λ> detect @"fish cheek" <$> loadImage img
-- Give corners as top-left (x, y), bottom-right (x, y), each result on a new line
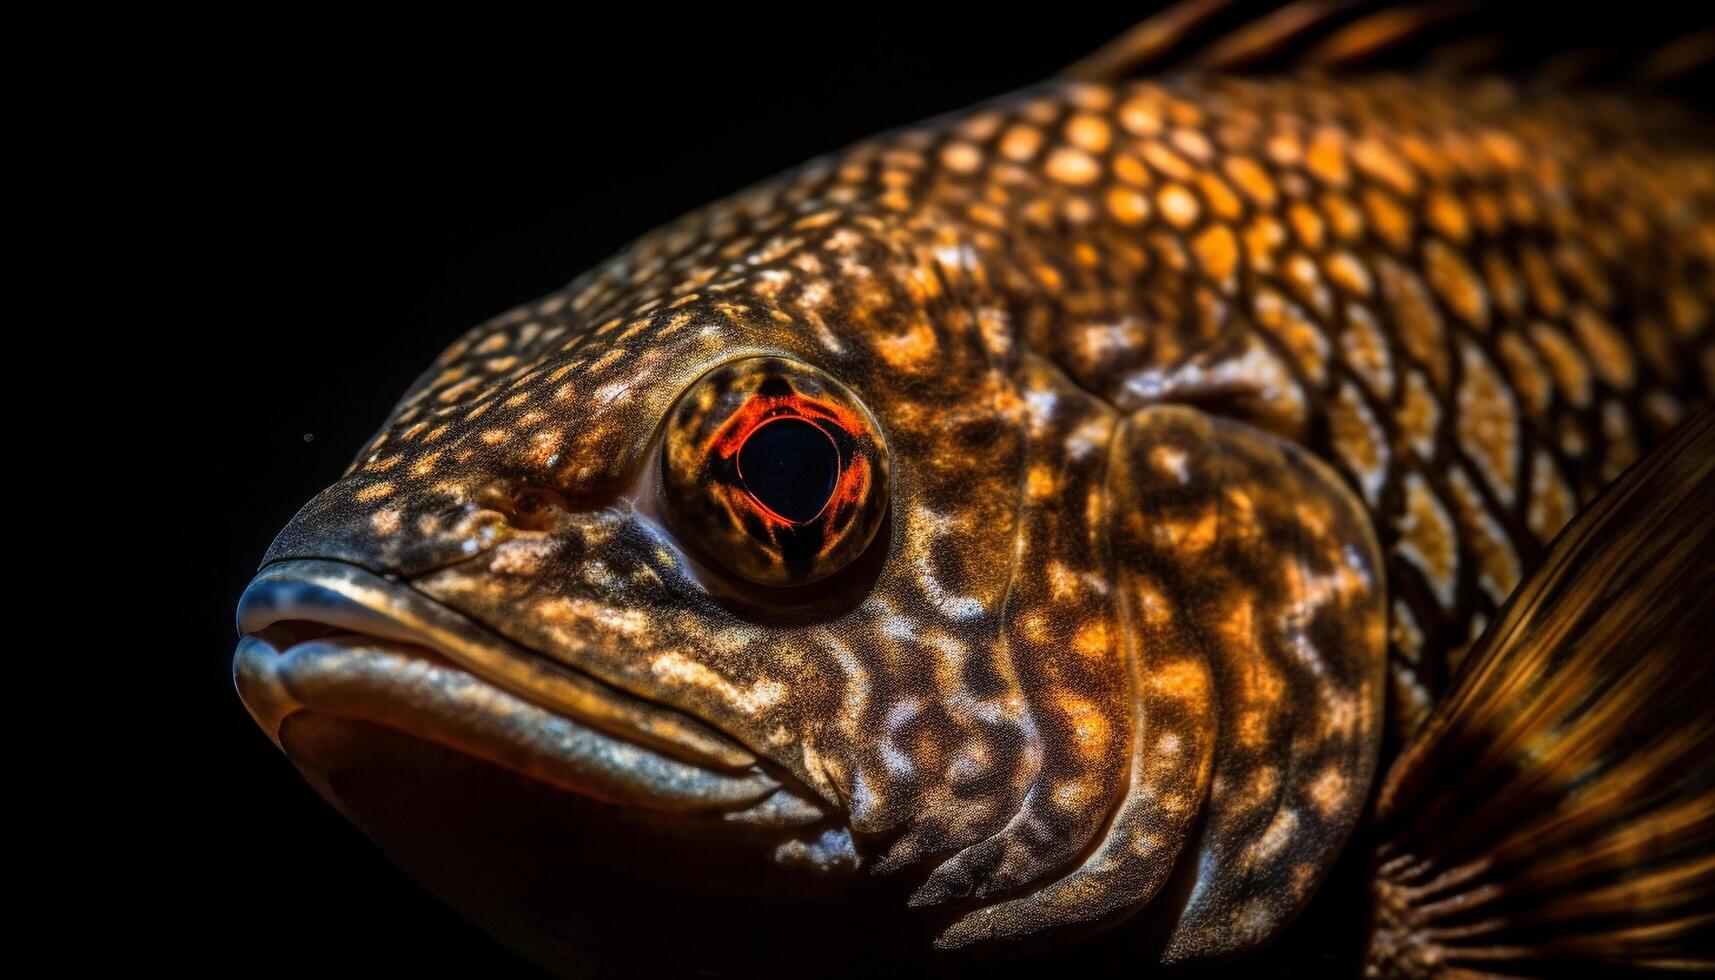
top-left (938, 405), bottom-right (1386, 954)
top-left (1119, 406), bottom-right (1387, 963)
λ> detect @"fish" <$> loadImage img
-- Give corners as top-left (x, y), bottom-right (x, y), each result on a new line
top-left (232, 5), bottom-right (1715, 976)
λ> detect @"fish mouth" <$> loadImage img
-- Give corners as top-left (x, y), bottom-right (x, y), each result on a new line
top-left (234, 558), bottom-right (823, 819)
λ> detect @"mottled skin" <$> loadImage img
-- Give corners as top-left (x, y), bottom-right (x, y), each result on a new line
top-left (252, 73), bottom-right (1715, 967)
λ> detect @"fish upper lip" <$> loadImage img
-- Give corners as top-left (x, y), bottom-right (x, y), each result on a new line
top-left (234, 558), bottom-right (819, 815)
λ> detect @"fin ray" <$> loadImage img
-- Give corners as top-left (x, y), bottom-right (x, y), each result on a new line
top-left (1366, 410), bottom-right (1715, 975)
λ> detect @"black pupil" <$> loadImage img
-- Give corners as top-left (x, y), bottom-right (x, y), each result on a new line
top-left (738, 417), bottom-right (840, 524)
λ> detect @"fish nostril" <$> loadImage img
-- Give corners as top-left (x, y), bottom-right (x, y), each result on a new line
top-left (483, 483), bottom-right (576, 531)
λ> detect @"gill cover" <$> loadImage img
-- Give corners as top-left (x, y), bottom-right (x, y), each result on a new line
top-left (931, 403), bottom-right (1386, 958)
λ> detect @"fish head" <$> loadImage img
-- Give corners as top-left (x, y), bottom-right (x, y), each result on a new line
top-left (233, 209), bottom-right (1063, 961)
top-left (235, 181), bottom-right (1388, 965)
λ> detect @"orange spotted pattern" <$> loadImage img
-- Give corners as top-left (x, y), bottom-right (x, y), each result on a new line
top-left (255, 72), bottom-right (1715, 964)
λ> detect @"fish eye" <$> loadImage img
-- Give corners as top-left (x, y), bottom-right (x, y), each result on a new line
top-left (662, 356), bottom-right (889, 587)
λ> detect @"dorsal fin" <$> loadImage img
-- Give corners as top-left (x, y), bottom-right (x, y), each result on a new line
top-left (1298, 3), bottom-right (1470, 70)
top-left (1632, 28), bottom-right (1715, 89)
top-left (1063, 0), bottom-right (1236, 82)
top-left (1189, 1), bottom-right (1358, 70)
top-left (1063, 1), bottom-right (1715, 101)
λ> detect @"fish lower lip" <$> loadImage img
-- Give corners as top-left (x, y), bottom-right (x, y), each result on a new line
top-left (233, 559), bottom-right (796, 813)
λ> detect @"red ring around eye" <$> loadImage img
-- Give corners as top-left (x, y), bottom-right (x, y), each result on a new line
top-left (710, 392), bottom-right (865, 459)
top-left (708, 391), bottom-right (867, 529)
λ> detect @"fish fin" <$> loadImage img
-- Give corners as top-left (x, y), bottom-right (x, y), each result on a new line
top-left (1063, 1), bottom-right (1471, 81)
top-left (1366, 409), bottom-right (1715, 976)
top-left (1630, 29), bottom-right (1715, 90)
top-left (1065, 2), bottom-right (1714, 99)
top-left (1062, 0), bottom-right (1237, 82)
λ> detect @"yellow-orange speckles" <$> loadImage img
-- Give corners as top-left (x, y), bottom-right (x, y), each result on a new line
top-left (1113, 153), bottom-right (1151, 187)
top-left (369, 507), bottom-right (402, 535)
top-left (999, 125), bottom-right (1042, 162)
top-left (1158, 183), bottom-right (1201, 229)
top-left (1131, 578), bottom-right (1174, 630)
top-left (1305, 128), bottom-right (1350, 186)
top-left (1353, 138), bottom-right (1418, 196)
top-left (1059, 698), bottom-right (1112, 762)
top-left (1391, 600), bottom-right (1424, 666)
top-left (1340, 302), bottom-right (1395, 397)
top-left (1224, 155), bottom-right (1277, 207)
top-left (1325, 251), bottom-right (1372, 297)
top-left (411, 451), bottom-right (444, 477)
top-left (953, 110), bottom-right (1002, 142)
top-left (355, 482), bottom-right (396, 503)
top-left (1668, 286), bottom-right (1710, 339)
top-left (1320, 191), bottom-right (1365, 242)
top-left (1053, 778), bottom-right (1097, 811)
top-left (1026, 464), bottom-right (1057, 500)
top-left (1496, 333), bottom-right (1552, 421)
top-left (1519, 245), bottom-right (1566, 318)
top-left (1307, 766), bottom-right (1348, 819)
top-left (1149, 444), bottom-right (1191, 482)
top-left (1425, 189), bottom-right (1471, 244)
top-left (1456, 341), bottom-right (1520, 506)
top-left (1266, 131), bottom-right (1304, 167)
top-left (1287, 201), bottom-right (1325, 249)
top-left (437, 377), bottom-right (484, 403)
top-left (1424, 239), bottom-right (1490, 330)
top-left (1398, 472), bottom-right (1459, 609)
top-left (1527, 448), bottom-right (1576, 541)
top-left (1143, 141), bottom-right (1195, 182)
top-left (1555, 243), bottom-right (1612, 309)
top-left (875, 320), bottom-right (940, 370)
top-left (1363, 188), bottom-right (1414, 254)
top-left (1253, 288), bottom-right (1329, 383)
top-left (1072, 622), bottom-right (1111, 659)
top-left (1243, 215), bottom-right (1287, 272)
top-left (1192, 225), bottom-right (1240, 283)
top-left (1170, 127), bottom-right (1214, 162)
top-left (1377, 258), bottom-right (1450, 388)
top-left (1481, 249), bottom-right (1524, 318)
top-left (1447, 466), bottom-right (1521, 604)
top-left (1284, 252), bottom-right (1332, 317)
top-left (1106, 186), bottom-right (1150, 226)
top-left (1118, 95), bottom-right (1165, 136)
top-left (940, 141), bottom-right (983, 174)
top-left (1570, 306), bottom-right (1636, 390)
top-left (1065, 113), bottom-right (1112, 154)
top-left (1329, 381), bottom-right (1388, 505)
top-left (1530, 322), bottom-right (1593, 407)
top-left (1156, 505), bottom-right (1220, 553)
top-left (1198, 172), bottom-right (1243, 221)
top-left (1398, 371), bottom-right (1443, 461)
top-left (1148, 655), bottom-right (1209, 699)
top-left (1046, 146), bottom-right (1101, 186)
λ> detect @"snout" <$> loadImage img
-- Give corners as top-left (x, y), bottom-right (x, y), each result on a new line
top-left (233, 559), bottom-right (801, 812)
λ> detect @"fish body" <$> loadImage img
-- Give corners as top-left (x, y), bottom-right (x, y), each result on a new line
top-left (233, 17), bottom-right (1715, 977)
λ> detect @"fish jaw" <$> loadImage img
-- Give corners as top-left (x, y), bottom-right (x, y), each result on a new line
top-left (233, 558), bottom-right (831, 821)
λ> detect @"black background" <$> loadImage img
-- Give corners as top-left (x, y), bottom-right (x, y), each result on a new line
top-left (161, 5), bottom-right (1710, 976)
